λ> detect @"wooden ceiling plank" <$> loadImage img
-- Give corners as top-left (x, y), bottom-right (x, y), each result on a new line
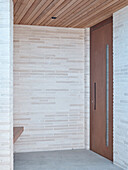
top-left (48, 0), bottom-right (88, 27)
top-left (27, 0), bottom-right (54, 25)
top-left (13, 0), bottom-right (18, 6)
top-left (13, 0), bottom-right (128, 28)
top-left (32, 0), bottom-right (66, 25)
top-left (76, 13), bottom-right (112, 28)
top-left (15, 0), bottom-right (31, 23)
top-left (19, 0), bottom-right (47, 24)
top-left (40, 0), bottom-right (74, 26)
top-left (66, 0), bottom-right (119, 28)
top-left (77, 0), bottom-right (128, 28)
top-left (16, 0), bottom-right (41, 24)
top-left (70, 0), bottom-right (120, 27)
top-left (84, 14), bottom-right (112, 28)
top-left (58, 0), bottom-right (106, 27)
top-left (14, 0), bottom-right (23, 15)
top-left (45, 0), bottom-right (82, 26)
top-left (86, 1), bottom-right (128, 28)
top-left (38, 0), bottom-right (68, 25)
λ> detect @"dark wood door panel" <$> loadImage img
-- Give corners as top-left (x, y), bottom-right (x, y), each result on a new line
top-left (90, 17), bottom-right (113, 161)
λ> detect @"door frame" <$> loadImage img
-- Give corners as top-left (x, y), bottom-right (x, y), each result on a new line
top-left (90, 17), bottom-right (113, 161)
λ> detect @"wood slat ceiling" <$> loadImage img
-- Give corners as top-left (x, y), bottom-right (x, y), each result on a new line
top-left (13, 0), bottom-right (128, 28)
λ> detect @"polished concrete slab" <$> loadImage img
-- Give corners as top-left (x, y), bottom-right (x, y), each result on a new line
top-left (14, 149), bottom-right (123, 170)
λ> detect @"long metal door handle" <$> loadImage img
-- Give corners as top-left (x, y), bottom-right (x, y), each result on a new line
top-left (94, 82), bottom-right (96, 110)
top-left (106, 44), bottom-right (109, 147)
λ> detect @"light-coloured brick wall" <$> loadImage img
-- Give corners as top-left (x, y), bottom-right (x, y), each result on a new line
top-left (0, 0), bottom-right (13, 170)
top-left (84, 28), bottom-right (90, 150)
top-left (13, 25), bottom-right (90, 153)
top-left (113, 6), bottom-right (128, 170)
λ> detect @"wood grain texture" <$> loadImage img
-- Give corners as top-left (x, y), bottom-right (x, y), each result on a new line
top-left (90, 17), bottom-right (113, 161)
top-left (13, 127), bottom-right (24, 143)
top-left (0, 0), bottom-right (13, 170)
top-left (13, 25), bottom-right (87, 153)
top-left (13, 0), bottom-right (128, 28)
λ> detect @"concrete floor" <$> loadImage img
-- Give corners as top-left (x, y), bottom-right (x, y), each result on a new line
top-left (14, 149), bottom-right (123, 170)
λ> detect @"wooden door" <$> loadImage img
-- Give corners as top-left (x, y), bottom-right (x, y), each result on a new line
top-left (90, 17), bottom-right (113, 161)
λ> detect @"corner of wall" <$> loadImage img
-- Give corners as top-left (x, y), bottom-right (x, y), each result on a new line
top-left (0, 0), bottom-right (13, 169)
top-left (113, 5), bottom-right (128, 170)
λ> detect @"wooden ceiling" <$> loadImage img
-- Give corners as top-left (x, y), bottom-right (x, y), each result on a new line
top-left (13, 0), bottom-right (128, 28)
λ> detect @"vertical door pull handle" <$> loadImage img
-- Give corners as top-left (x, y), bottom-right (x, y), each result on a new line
top-left (106, 44), bottom-right (109, 147)
top-left (94, 82), bottom-right (96, 110)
